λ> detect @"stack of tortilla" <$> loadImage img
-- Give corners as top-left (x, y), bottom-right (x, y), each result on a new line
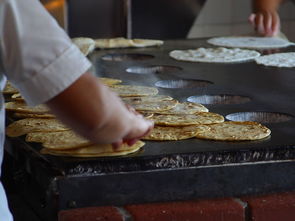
top-left (4, 76), bottom-right (271, 158)
top-left (108, 83), bottom-right (270, 142)
top-left (2, 81), bottom-right (18, 95)
top-left (4, 78), bottom-right (145, 157)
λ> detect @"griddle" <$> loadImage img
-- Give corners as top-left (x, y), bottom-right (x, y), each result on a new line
top-left (5, 38), bottom-right (295, 221)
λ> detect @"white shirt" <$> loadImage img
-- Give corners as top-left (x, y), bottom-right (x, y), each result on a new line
top-left (0, 0), bottom-right (91, 220)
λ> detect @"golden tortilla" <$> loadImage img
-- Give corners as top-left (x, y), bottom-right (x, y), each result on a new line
top-left (142, 125), bottom-right (199, 141)
top-left (110, 85), bottom-right (159, 97)
top-left (154, 102), bottom-right (208, 114)
top-left (13, 113), bottom-right (56, 119)
top-left (195, 121), bottom-right (271, 141)
top-left (140, 112), bottom-right (154, 119)
top-left (98, 77), bottom-right (122, 86)
top-left (5, 101), bottom-right (50, 114)
top-left (122, 95), bottom-right (173, 104)
top-left (95, 37), bottom-right (163, 49)
top-left (72, 37), bottom-right (95, 56)
top-left (3, 81), bottom-right (18, 94)
top-left (6, 118), bottom-right (69, 137)
top-left (11, 93), bottom-right (25, 102)
top-left (95, 37), bottom-right (133, 49)
top-left (40, 141), bottom-right (145, 157)
top-left (130, 100), bottom-right (178, 112)
top-left (26, 130), bottom-right (91, 150)
top-left (151, 112), bottom-right (224, 126)
top-left (131, 39), bottom-right (164, 47)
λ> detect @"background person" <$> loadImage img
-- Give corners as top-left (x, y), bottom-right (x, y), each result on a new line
top-left (249, 0), bottom-right (283, 36)
top-left (187, 0), bottom-right (295, 40)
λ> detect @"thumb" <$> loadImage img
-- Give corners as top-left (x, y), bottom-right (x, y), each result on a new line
top-left (124, 115), bottom-right (154, 141)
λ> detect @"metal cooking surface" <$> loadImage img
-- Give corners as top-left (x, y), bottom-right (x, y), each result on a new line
top-left (7, 38), bottom-right (295, 173)
top-left (90, 38), bottom-right (295, 153)
top-left (5, 38), bottom-right (295, 214)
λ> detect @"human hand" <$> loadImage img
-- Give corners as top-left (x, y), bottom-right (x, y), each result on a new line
top-left (112, 105), bottom-right (154, 150)
top-left (249, 10), bottom-right (280, 37)
top-left (93, 87), bottom-right (154, 150)
top-left (46, 72), bottom-right (153, 150)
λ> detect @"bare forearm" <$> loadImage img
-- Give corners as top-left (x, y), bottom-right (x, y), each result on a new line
top-left (252, 0), bottom-right (283, 12)
top-left (46, 72), bottom-right (153, 145)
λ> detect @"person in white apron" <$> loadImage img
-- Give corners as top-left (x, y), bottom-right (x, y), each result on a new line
top-left (0, 0), bottom-right (153, 220)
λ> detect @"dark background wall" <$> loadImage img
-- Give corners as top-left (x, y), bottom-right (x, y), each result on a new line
top-left (65, 0), bottom-right (205, 39)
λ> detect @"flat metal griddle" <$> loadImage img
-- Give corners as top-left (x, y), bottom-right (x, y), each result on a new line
top-left (5, 38), bottom-right (295, 221)
top-left (91, 38), bottom-right (295, 154)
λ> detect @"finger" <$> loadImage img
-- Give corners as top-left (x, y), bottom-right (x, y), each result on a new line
top-left (264, 12), bottom-right (273, 36)
top-left (125, 138), bottom-right (138, 146)
top-left (125, 104), bottom-right (138, 115)
top-left (123, 124), bottom-right (153, 146)
top-left (124, 117), bottom-right (154, 141)
top-left (271, 12), bottom-right (280, 36)
top-left (248, 13), bottom-right (256, 24)
top-left (112, 139), bottom-right (123, 150)
top-left (256, 13), bottom-right (266, 35)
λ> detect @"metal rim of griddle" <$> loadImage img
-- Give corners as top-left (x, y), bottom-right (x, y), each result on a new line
top-left (154, 79), bottom-right (213, 89)
top-left (226, 111), bottom-right (294, 123)
top-left (101, 53), bottom-right (155, 61)
top-left (187, 94), bottom-right (251, 105)
top-left (126, 65), bottom-right (182, 74)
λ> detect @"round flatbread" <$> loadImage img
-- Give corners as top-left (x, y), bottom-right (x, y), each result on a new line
top-left (170, 47), bottom-right (260, 63)
top-left (6, 118), bottom-right (69, 137)
top-left (3, 81), bottom-right (18, 94)
top-left (151, 112), bottom-right (224, 126)
top-left (207, 36), bottom-right (293, 49)
top-left (40, 141), bottom-right (145, 157)
top-left (140, 112), bottom-right (154, 119)
top-left (142, 125), bottom-right (199, 141)
top-left (26, 130), bottom-right (91, 150)
top-left (95, 37), bottom-right (133, 49)
top-left (155, 102), bottom-right (208, 114)
top-left (72, 37), bottom-right (95, 56)
top-left (95, 37), bottom-right (163, 49)
top-left (130, 100), bottom-right (178, 112)
top-left (255, 52), bottom-right (295, 68)
top-left (122, 95), bottom-right (173, 104)
top-left (110, 85), bottom-right (159, 97)
top-left (195, 121), bottom-right (271, 141)
top-left (5, 101), bottom-right (50, 114)
top-left (11, 93), bottom-right (25, 102)
top-left (98, 77), bottom-right (122, 86)
top-left (131, 39), bottom-right (163, 47)
top-left (13, 113), bottom-right (56, 119)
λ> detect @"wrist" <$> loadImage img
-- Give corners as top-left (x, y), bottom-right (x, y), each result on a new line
top-left (253, 0), bottom-right (281, 13)
top-left (87, 88), bottom-right (132, 143)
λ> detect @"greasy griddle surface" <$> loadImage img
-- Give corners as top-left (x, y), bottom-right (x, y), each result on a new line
top-left (88, 38), bottom-right (295, 153)
top-left (10, 38), bottom-right (295, 168)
